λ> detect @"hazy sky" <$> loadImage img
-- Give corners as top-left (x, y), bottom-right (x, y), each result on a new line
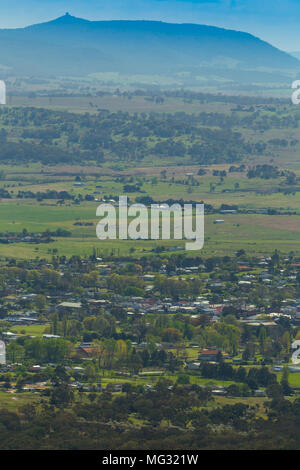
top-left (0, 0), bottom-right (299, 51)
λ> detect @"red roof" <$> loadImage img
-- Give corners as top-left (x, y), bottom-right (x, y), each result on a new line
top-left (214, 306), bottom-right (223, 313)
top-left (199, 349), bottom-right (220, 355)
top-left (78, 347), bottom-right (98, 355)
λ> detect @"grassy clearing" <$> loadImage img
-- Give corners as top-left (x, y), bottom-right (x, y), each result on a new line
top-left (0, 390), bottom-right (40, 411)
top-left (10, 324), bottom-right (49, 337)
top-left (8, 94), bottom-right (233, 115)
top-left (277, 372), bottom-right (300, 387)
top-left (0, 197), bottom-right (299, 258)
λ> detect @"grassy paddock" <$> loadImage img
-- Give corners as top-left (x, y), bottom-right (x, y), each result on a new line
top-left (0, 390), bottom-right (40, 411)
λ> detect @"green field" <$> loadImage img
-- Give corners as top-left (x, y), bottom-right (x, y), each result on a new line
top-left (10, 324), bottom-right (49, 337)
top-left (1, 89), bottom-right (300, 259)
top-left (0, 390), bottom-right (40, 411)
top-left (0, 196), bottom-right (299, 258)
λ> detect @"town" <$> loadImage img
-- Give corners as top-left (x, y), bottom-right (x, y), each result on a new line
top-left (0, 247), bottom-right (300, 448)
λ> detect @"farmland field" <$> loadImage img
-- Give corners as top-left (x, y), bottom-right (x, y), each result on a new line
top-left (0, 154), bottom-right (300, 258)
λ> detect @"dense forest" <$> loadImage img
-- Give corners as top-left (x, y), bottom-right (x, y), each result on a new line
top-left (0, 103), bottom-right (292, 166)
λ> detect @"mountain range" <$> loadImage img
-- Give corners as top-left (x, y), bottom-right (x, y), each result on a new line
top-left (0, 13), bottom-right (298, 82)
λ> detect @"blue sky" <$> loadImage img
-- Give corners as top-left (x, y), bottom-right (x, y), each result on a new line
top-left (0, 0), bottom-right (299, 51)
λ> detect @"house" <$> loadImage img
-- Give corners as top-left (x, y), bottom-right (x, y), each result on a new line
top-left (254, 389), bottom-right (266, 397)
top-left (198, 349), bottom-right (222, 362)
top-left (1, 331), bottom-right (21, 341)
top-left (186, 362), bottom-right (201, 370)
top-left (76, 345), bottom-right (98, 357)
top-left (43, 334), bottom-right (61, 339)
top-left (273, 365), bottom-right (284, 372)
top-left (57, 301), bottom-right (82, 317)
top-left (211, 387), bottom-right (227, 396)
top-left (58, 301), bottom-right (82, 310)
top-left (29, 365), bottom-right (42, 372)
top-left (288, 366), bottom-right (300, 373)
top-left (22, 382), bottom-right (48, 393)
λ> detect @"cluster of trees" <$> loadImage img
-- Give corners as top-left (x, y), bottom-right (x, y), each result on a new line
top-left (247, 164), bottom-right (281, 179)
top-left (139, 89), bottom-right (286, 106)
top-left (1, 376), bottom-right (300, 449)
top-left (16, 190), bottom-right (74, 201)
top-left (154, 274), bottom-right (201, 299)
top-left (7, 337), bottom-right (72, 363)
top-left (0, 106), bottom-right (264, 166)
top-left (200, 363), bottom-right (278, 390)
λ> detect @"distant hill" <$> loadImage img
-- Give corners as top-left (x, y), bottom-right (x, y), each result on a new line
top-left (0, 13), bottom-right (298, 81)
top-left (290, 52), bottom-right (300, 60)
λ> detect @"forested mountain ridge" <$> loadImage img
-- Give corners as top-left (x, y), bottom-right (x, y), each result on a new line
top-left (0, 13), bottom-right (298, 79)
